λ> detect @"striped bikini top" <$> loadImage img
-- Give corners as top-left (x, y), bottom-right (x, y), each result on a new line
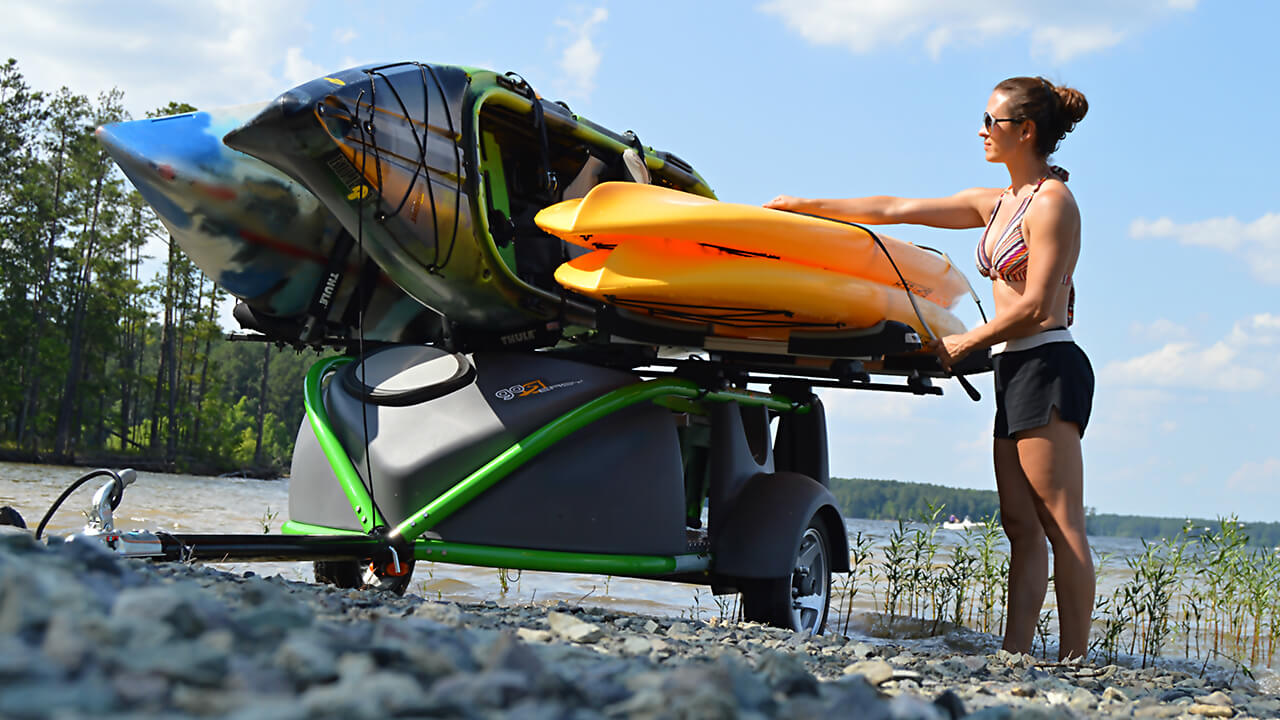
top-left (976, 168), bottom-right (1075, 325)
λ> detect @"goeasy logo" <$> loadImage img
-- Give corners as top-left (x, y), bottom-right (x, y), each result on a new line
top-left (494, 378), bottom-right (583, 401)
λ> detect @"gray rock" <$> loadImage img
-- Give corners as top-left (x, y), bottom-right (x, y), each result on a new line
top-left (412, 600), bottom-right (469, 626)
top-left (111, 670), bottom-right (171, 707)
top-left (484, 631), bottom-right (553, 686)
top-left (1187, 704), bottom-right (1234, 718)
top-left (274, 632), bottom-right (339, 686)
top-left (757, 649), bottom-right (819, 696)
top-left (665, 621), bottom-right (694, 638)
top-left (236, 603), bottom-right (314, 641)
top-left (1066, 686), bottom-right (1096, 710)
top-left (575, 662), bottom-right (636, 708)
top-left (1198, 690), bottom-right (1233, 706)
top-left (604, 685), bottom-right (668, 717)
top-left (657, 663), bottom-right (743, 720)
top-left (109, 611), bottom-right (177, 649)
top-left (849, 641), bottom-right (876, 658)
top-left (224, 697), bottom-right (313, 720)
top-left (39, 612), bottom-right (92, 668)
top-left (845, 658), bottom-right (896, 686)
top-left (424, 668), bottom-right (533, 712)
top-left (888, 693), bottom-right (949, 720)
top-left (1102, 685), bottom-right (1130, 703)
top-left (1132, 702), bottom-right (1186, 718)
top-left (518, 627), bottom-right (554, 643)
top-left (547, 611), bottom-right (604, 643)
top-left (620, 635), bottom-right (653, 655)
top-left (0, 566), bottom-right (54, 635)
top-left (965, 707), bottom-right (1014, 720)
top-left (111, 585), bottom-right (227, 639)
top-left (298, 669), bottom-right (430, 719)
top-left (112, 639), bottom-right (229, 686)
top-left (1246, 698), bottom-right (1280, 716)
top-left (1159, 687), bottom-right (1194, 702)
top-left (172, 683), bottom-right (253, 715)
top-left (0, 674), bottom-right (117, 719)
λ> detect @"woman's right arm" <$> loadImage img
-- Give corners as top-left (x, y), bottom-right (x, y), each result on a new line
top-left (764, 187), bottom-right (998, 230)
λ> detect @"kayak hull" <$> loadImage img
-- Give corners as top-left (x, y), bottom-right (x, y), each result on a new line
top-left (96, 105), bottom-right (444, 345)
top-left (554, 239), bottom-right (966, 342)
top-left (536, 182), bottom-right (970, 309)
top-left (223, 63), bottom-right (714, 346)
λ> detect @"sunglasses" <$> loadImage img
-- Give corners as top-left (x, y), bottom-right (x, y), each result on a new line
top-left (983, 111), bottom-right (1023, 131)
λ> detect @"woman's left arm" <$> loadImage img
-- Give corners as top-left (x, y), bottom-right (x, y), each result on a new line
top-left (934, 188), bottom-right (1079, 367)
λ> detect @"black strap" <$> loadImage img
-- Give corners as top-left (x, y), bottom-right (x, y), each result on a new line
top-left (301, 229), bottom-right (356, 342)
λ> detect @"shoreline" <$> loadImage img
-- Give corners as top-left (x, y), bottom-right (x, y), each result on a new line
top-left (0, 451), bottom-right (284, 480)
top-left (2, 528), bottom-right (1275, 719)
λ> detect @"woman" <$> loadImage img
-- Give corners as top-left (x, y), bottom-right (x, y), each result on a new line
top-left (765, 77), bottom-right (1093, 660)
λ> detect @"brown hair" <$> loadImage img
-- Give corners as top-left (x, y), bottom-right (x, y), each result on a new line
top-left (994, 76), bottom-right (1088, 157)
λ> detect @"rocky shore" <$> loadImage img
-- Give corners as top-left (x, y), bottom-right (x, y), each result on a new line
top-left (0, 527), bottom-right (1274, 719)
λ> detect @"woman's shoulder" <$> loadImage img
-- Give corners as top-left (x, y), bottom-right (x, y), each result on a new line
top-left (1026, 181), bottom-right (1080, 230)
top-left (957, 185), bottom-right (1005, 208)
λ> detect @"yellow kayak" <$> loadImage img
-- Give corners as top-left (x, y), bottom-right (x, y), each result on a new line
top-left (537, 182), bottom-right (970, 309)
top-left (554, 238), bottom-right (967, 342)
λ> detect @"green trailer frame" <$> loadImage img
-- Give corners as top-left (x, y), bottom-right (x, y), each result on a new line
top-left (282, 355), bottom-right (809, 579)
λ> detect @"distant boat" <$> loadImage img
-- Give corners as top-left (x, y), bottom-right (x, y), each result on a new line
top-left (942, 515), bottom-right (986, 531)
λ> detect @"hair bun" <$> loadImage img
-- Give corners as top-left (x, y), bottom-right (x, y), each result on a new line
top-left (1054, 86), bottom-right (1089, 126)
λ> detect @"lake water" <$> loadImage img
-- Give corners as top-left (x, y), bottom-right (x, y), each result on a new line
top-left (2, 460), bottom-right (1274, 692)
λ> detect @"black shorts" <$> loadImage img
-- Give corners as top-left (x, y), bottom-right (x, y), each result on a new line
top-left (992, 341), bottom-right (1094, 439)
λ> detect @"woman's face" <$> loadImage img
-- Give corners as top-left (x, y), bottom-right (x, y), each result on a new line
top-left (980, 91), bottom-right (1026, 163)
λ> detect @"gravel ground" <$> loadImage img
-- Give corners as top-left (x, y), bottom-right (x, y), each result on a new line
top-left (0, 527), bottom-right (1275, 720)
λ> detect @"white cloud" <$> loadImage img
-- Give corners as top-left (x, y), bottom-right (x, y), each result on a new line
top-left (1130, 213), bottom-right (1280, 285)
top-left (1030, 25), bottom-right (1126, 64)
top-left (555, 7), bottom-right (608, 102)
top-left (334, 28), bottom-right (358, 44)
top-left (1128, 318), bottom-right (1191, 343)
top-left (1227, 458), bottom-right (1280, 495)
top-left (1101, 314), bottom-right (1280, 392)
top-left (283, 47), bottom-right (327, 88)
top-left (1, 1), bottom-right (314, 117)
top-left (758, 0), bottom-right (1196, 62)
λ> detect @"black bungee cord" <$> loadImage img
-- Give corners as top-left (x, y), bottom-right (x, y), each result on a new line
top-left (784, 210), bottom-right (983, 401)
top-left (350, 83), bottom-right (385, 534)
top-left (34, 468), bottom-right (128, 540)
top-left (357, 62), bottom-right (463, 274)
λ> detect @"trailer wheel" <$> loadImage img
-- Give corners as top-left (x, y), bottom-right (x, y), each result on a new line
top-left (312, 557), bottom-right (415, 594)
top-left (361, 556), bottom-right (415, 595)
top-left (739, 515), bottom-right (832, 634)
top-left (313, 560), bottom-right (362, 589)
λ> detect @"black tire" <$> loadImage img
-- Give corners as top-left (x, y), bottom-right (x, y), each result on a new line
top-left (361, 556), bottom-right (415, 595)
top-left (739, 516), bottom-right (832, 634)
top-left (312, 557), bottom-right (415, 595)
top-left (313, 560), bottom-right (362, 589)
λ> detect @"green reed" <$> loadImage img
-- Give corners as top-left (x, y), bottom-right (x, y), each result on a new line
top-left (828, 512), bottom-right (1278, 674)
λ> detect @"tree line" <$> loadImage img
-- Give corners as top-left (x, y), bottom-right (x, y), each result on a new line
top-left (829, 476), bottom-right (1280, 546)
top-left (0, 59), bottom-right (327, 476)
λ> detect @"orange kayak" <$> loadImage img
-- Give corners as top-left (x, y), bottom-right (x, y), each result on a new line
top-left (537, 182), bottom-right (969, 309)
top-left (554, 238), bottom-right (967, 342)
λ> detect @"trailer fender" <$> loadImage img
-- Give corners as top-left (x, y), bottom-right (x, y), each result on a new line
top-left (712, 471), bottom-right (849, 580)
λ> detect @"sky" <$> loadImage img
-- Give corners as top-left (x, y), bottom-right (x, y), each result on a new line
top-left (4, 1), bottom-right (1278, 522)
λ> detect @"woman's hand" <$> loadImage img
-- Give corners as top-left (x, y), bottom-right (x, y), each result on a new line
top-left (928, 334), bottom-right (974, 371)
top-left (763, 195), bottom-right (804, 211)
